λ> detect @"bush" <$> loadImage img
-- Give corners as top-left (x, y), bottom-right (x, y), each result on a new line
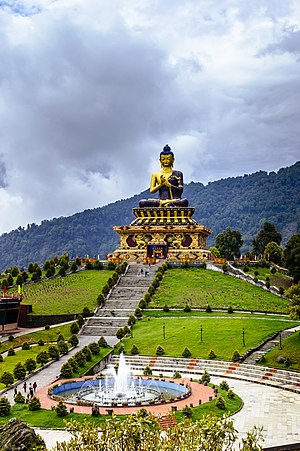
top-left (8, 335), bottom-right (14, 342)
top-left (253, 276), bottom-right (258, 283)
top-left (36, 351), bottom-right (49, 366)
top-left (102, 285), bottom-right (110, 296)
top-left (7, 348), bottom-right (15, 356)
top-left (25, 358), bottom-right (37, 373)
top-left (208, 350), bottom-right (216, 359)
top-left (182, 405), bottom-right (193, 418)
top-left (38, 339), bottom-right (44, 346)
top-left (60, 362), bottom-right (73, 378)
top-left (215, 396), bottom-right (226, 409)
top-left (82, 307), bottom-right (90, 317)
top-left (88, 342), bottom-right (100, 355)
top-left (57, 334), bottom-right (65, 343)
top-left (205, 304), bottom-right (212, 313)
top-left (0, 397), bottom-right (11, 416)
top-left (48, 345), bottom-right (60, 361)
top-left (271, 267), bottom-right (277, 274)
top-left (98, 336), bottom-right (109, 348)
top-left (0, 354), bottom-right (3, 362)
top-left (0, 371), bottom-right (14, 387)
top-left (227, 306), bottom-right (234, 314)
top-left (183, 303), bottom-right (191, 313)
top-left (232, 350), bottom-right (240, 362)
top-left (243, 265), bottom-right (249, 273)
top-left (130, 345), bottom-right (139, 355)
top-left (201, 370), bottom-right (210, 384)
top-left (128, 315), bottom-right (136, 326)
top-left (81, 346), bottom-right (92, 362)
top-left (22, 342), bottom-right (30, 350)
top-left (97, 294), bottom-right (105, 305)
top-left (152, 278), bottom-right (160, 289)
top-left (182, 347), bottom-right (192, 358)
top-left (134, 308), bottom-right (143, 318)
top-left (163, 304), bottom-right (170, 312)
top-left (70, 322), bottom-right (80, 335)
top-left (14, 391), bottom-right (25, 404)
top-left (156, 345), bottom-right (165, 356)
top-left (143, 366), bottom-right (152, 376)
top-left (139, 299), bottom-right (147, 309)
top-left (173, 370), bottom-right (181, 379)
top-left (28, 396), bottom-right (41, 411)
top-left (76, 314), bottom-right (85, 327)
top-left (227, 389), bottom-right (235, 399)
top-left (116, 328), bottom-right (125, 340)
top-left (279, 286), bottom-right (285, 296)
top-left (56, 400), bottom-right (68, 417)
top-left (58, 340), bottom-right (69, 355)
top-left (148, 286), bottom-right (155, 296)
top-left (144, 293), bottom-right (151, 304)
top-left (220, 380), bottom-right (229, 391)
top-left (107, 261), bottom-right (116, 270)
top-left (69, 334), bottom-right (79, 347)
top-left (266, 281), bottom-right (271, 289)
top-left (74, 352), bottom-right (86, 368)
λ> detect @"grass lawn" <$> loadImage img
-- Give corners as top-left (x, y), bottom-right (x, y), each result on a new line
top-left (18, 270), bottom-right (111, 314)
top-left (150, 268), bottom-right (289, 313)
top-left (144, 310), bottom-right (293, 320)
top-left (245, 267), bottom-right (292, 290)
top-left (258, 329), bottom-right (300, 372)
top-left (122, 316), bottom-right (300, 360)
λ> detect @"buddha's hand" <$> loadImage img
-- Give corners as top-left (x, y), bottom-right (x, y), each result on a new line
top-left (160, 175), bottom-right (171, 187)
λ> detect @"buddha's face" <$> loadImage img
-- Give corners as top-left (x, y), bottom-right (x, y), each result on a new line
top-left (160, 154), bottom-right (174, 168)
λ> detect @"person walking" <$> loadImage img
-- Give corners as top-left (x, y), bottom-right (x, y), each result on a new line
top-left (23, 381), bottom-right (27, 392)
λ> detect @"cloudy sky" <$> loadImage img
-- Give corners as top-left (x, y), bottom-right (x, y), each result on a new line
top-left (0, 0), bottom-right (299, 234)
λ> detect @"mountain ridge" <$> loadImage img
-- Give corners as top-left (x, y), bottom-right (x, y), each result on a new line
top-left (0, 161), bottom-right (299, 271)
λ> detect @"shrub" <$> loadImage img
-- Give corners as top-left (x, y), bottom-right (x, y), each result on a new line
top-left (70, 322), bottom-right (80, 335)
top-left (143, 366), bottom-right (152, 376)
top-left (81, 346), bottom-right (92, 362)
top-left (130, 345), bottom-right (139, 355)
top-left (156, 272), bottom-right (163, 281)
top-left (134, 308), bottom-right (143, 318)
top-left (68, 334), bottom-right (79, 347)
top-left (254, 270), bottom-right (259, 276)
top-left (183, 303), bottom-right (191, 312)
top-left (76, 314), bottom-right (85, 327)
top-left (139, 299), bottom-right (147, 309)
top-left (56, 400), bottom-right (68, 417)
top-left (7, 348), bottom-right (15, 356)
top-left (222, 263), bottom-right (228, 273)
top-left (0, 397), bottom-right (11, 416)
top-left (88, 342), bottom-right (100, 355)
top-left (152, 278), bottom-right (160, 289)
top-left (116, 328), bottom-right (125, 340)
top-left (148, 286), bottom-right (155, 296)
top-left (232, 350), bottom-right (240, 362)
top-left (58, 340), bottom-right (69, 355)
top-left (14, 391), bottom-right (25, 403)
top-left (8, 335), bottom-right (14, 342)
top-left (57, 334), bottom-right (65, 343)
top-left (270, 267), bottom-right (277, 274)
top-left (182, 347), bottom-right (192, 358)
top-left (48, 345), bottom-right (60, 361)
top-left (182, 405), bottom-right (193, 418)
top-left (0, 372), bottom-right (14, 387)
top-left (36, 351), bottom-right (49, 366)
top-left (98, 336), bottom-right (109, 348)
top-left (163, 304), bottom-right (170, 312)
top-left (279, 286), bottom-right (285, 296)
top-left (205, 304), bottom-right (212, 313)
top-left (227, 389), bottom-right (235, 399)
top-left (215, 396), bottom-right (226, 409)
top-left (128, 315), bottom-right (136, 326)
top-left (60, 362), bottom-right (73, 378)
top-left (107, 261), bottom-right (116, 270)
top-left (74, 352), bottom-right (86, 368)
top-left (243, 265), bottom-right (249, 273)
top-left (97, 294), bottom-right (105, 305)
top-left (227, 306), bottom-right (234, 314)
top-left (144, 293), bottom-right (151, 303)
top-left (208, 350), bottom-right (216, 359)
top-left (28, 396), bottom-right (41, 411)
top-left (173, 371), bottom-right (181, 379)
top-left (68, 357), bottom-right (77, 373)
top-left (156, 345), bottom-right (165, 356)
top-left (201, 370), bottom-right (211, 384)
top-left (220, 380), bottom-right (229, 391)
top-left (22, 342), bottom-right (30, 350)
top-left (266, 281), bottom-right (271, 289)
top-left (102, 285), bottom-right (110, 296)
top-left (253, 276), bottom-right (258, 283)
top-left (0, 354), bottom-right (3, 362)
top-left (25, 358), bottom-right (37, 373)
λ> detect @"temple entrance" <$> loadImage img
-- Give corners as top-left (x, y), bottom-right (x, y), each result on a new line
top-left (147, 244), bottom-right (168, 259)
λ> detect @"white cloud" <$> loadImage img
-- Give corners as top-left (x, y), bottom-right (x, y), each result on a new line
top-left (0, 0), bottom-right (299, 234)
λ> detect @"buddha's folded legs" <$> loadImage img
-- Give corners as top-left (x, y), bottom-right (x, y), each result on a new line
top-left (139, 198), bottom-right (189, 208)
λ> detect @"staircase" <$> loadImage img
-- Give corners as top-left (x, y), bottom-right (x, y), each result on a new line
top-left (80, 263), bottom-right (156, 337)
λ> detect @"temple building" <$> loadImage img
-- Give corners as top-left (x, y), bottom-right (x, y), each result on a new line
top-left (109, 145), bottom-right (212, 263)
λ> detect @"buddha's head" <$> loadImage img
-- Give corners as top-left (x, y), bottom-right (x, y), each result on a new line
top-left (160, 144), bottom-right (174, 168)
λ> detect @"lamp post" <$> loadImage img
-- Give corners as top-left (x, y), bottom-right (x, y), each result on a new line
top-left (163, 322), bottom-right (166, 340)
top-left (279, 331), bottom-right (282, 350)
top-left (242, 328), bottom-right (245, 347)
top-left (200, 325), bottom-right (203, 342)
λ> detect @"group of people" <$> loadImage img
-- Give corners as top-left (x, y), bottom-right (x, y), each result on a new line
top-left (139, 267), bottom-right (150, 277)
top-left (15, 380), bottom-right (38, 402)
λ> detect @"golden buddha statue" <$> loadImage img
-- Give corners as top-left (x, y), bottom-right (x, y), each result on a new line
top-left (139, 145), bottom-right (189, 208)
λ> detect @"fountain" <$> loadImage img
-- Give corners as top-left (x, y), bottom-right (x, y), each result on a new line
top-left (51, 354), bottom-right (190, 407)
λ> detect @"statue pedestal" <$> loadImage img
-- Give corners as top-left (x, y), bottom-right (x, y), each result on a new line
top-left (108, 207), bottom-right (212, 263)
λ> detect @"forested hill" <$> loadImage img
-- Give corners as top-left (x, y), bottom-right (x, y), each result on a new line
top-left (0, 161), bottom-right (299, 271)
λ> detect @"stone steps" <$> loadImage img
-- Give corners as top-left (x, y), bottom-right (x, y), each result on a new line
top-left (94, 309), bottom-right (136, 318)
top-left (86, 317), bottom-right (128, 327)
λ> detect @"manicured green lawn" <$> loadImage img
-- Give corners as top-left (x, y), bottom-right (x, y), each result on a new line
top-left (245, 267), bottom-right (292, 290)
top-left (19, 270), bottom-right (111, 314)
top-left (122, 316), bottom-right (299, 360)
top-left (259, 329), bottom-right (300, 372)
top-left (150, 268), bottom-right (289, 313)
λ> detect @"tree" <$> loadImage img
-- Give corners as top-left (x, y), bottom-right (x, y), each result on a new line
top-left (58, 340), bottom-right (69, 355)
top-left (36, 351), bottom-right (49, 366)
top-left (70, 322), bottom-right (80, 335)
top-left (284, 234), bottom-right (300, 282)
top-left (215, 227), bottom-right (243, 260)
top-left (264, 241), bottom-right (283, 264)
top-left (48, 345), bottom-right (60, 360)
top-left (0, 372), bottom-right (14, 387)
top-left (60, 362), bottom-right (73, 378)
top-left (24, 358), bottom-right (37, 373)
top-left (69, 335), bottom-right (79, 347)
top-left (252, 221), bottom-right (282, 256)
top-left (88, 342), bottom-right (100, 355)
top-left (55, 400), bottom-right (68, 417)
top-left (70, 261), bottom-right (78, 273)
top-left (28, 396), bottom-right (41, 411)
top-left (0, 397), bottom-right (11, 416)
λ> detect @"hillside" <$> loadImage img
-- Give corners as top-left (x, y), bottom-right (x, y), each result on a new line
top-left (0, 161), bottom-right (299, 270)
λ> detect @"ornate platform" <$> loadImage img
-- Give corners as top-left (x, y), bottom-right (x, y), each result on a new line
top-left (109, 207), bottom-right (212, 263)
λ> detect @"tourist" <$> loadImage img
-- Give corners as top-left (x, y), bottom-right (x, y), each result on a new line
top-left (33, 381), bottom-right (37, 392)
top-left (23, 381), bottom-right (27, 392)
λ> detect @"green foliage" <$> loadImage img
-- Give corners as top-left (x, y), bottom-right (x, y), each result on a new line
top-left (264, 242), bottom-right (282, 264)
top-left (138, 299), bottom-right (147, 309)
top-left (0, 397), bottom-right (11, 416)
top-left (0, 372), bottom-right (14, 387)
top-left (21, 342), bottom-right (30, 350)
top-left (81, 346), bottom-right (92, 362)
top-left (116, 328), bottom-right (125, 340)
top-left (215, 395), bottom-right (226, 410)
top-left (97, 293), bottom-right (105, 305)
top-left (98, 336), bottom-right (109, 348)
top-left (220, 380), bottom-right (229, 391)
top-left (44, 324), bottom-right (50, 330)
top-left (134, 307), bottom-right (143, 318)
top-left (205, 304), bottom-right (212, 313)
top-left (36, 351), bottom-right (49, 366)
top-left (107, 261), bottom-right (116, 270)
top-left (208, 349), bottom-right (216, 359)
top-left (148, 286), bottom-right (155, 296)
top-left (68, 335), bottom-right (79, 347)
top-left (38, 339), bottom-right (44, 346)
top-left (57, 340), bottom-right (69, 355)
top-left (182, 347), bottom-right (192, 358)
top-left (82, 307), bottom-right (90, 317)
top-left (14, 391), bottom-right (25, 403)
top-left (70, 322), bottom-right (80, 335)
top-left (130, 345), bottom-right (139, 355)
top-left (183, 303), bottom-right (191, 312)
top-left (232, 350), bottom-right (240, 362)
top-left (163, 304), bottom-right (170, 312)
top-left (216, 227), bottom-right (243, 260)
top-left (8, 335), bottom-right (14, 342)
top-left (128, 315), bottom-right (136, 326)
top-left (28, 396), bottom-right (41, 411)
top-left (284, 234), bottom-right (300, 282)
top-left (173, 370), bottom-right (181, 378)
top-left (201, 370), bottom-right (211, 383)
top-left (25, 358), bottom-right (37, 373)
top-left (56, 334), bottom-right (64, 343)
top-left (253, 222), bottom-right (282, 256)
top-left (55, 400), bottom-right (68, 417)
top-left (88, 342), bottom-right (100, 355)
top-left (182, 405), bottom-right (193, 418)
top-left (7, 348), bottom-right (15, 356)
top-left (143, 365), bottom-right (152, 376)
top-left (227, 306), bottom-right (234, 314)
top-left (76, 314), bottom-right (84, 327)
top-left (60, 362), bottom-right (73, 378)
top-left (227, 389), bottom-right (235, 399)
top-left (144, 293), bottom-right (151, 303)
top-left (156, 345), bottom-right (165, 356)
